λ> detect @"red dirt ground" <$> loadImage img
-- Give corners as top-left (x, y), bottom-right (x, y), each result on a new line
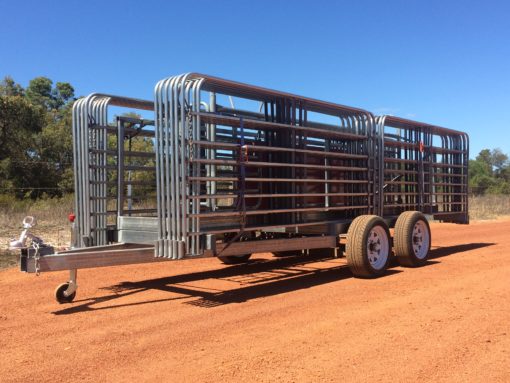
top-left (1, 219), bottom-right (509, 382)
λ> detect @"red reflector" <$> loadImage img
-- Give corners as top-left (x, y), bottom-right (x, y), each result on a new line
top-left (68, 213), bottom-right (76, 223)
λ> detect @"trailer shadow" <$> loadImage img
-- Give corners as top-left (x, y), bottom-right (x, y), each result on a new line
top-left (428, 242), bottom-right (494, 259)
top-left (52, 242), bottom-right (494, 315)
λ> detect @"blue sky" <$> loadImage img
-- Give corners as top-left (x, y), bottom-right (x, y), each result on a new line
top-left (1, 0), bottom-right (509, 158)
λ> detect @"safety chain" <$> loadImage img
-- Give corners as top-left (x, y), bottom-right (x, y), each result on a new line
top-left (32, 241), bottom-right (41, 277)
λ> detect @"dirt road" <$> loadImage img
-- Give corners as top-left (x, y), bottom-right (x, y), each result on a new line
top-left (1, 219), bottom-right (509, 382)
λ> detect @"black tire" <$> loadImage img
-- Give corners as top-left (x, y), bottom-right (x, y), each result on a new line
top-left (54, 283), bottom-right (76, 304)
top-left (394, 211), bottom-right (431, 267)
top-left (218, 254), bottom-right (252, 264)
top-left (346, 215), bottom-right (391, 278)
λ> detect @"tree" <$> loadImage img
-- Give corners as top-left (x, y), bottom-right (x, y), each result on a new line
top-left (26, 77), bottom-right (53, 109)
top-left (25, 76), bottom-right (75, 111)
top-left (469, 159), bottom-right (493, 195)
top-left (32, 101), bottom-right (75, 196)
top-left (475, 148), bottom-right (509, 175)
top-left (0, 95), bottom-right (44, 196)
top-left (491, 148), bottom-right (508, 175)
top-left (0, 76), bottom-right (24, 96)
top-left (470, 148), bottom-right (510, 195)
top-left (0, 75), bottom-right (76, 198)
top-left (0, 95), bottom-right (43, 161)
top-left (51, 82), bottom-right (75, 110)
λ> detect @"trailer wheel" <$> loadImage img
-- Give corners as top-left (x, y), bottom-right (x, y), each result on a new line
top-left (218, 254), bottom-right (252, 264)
top-left (346, 215), bottom-right (390, 278)
top-left (394, 211), bottom-right (431, 267)
top-left (54, 283), bottom-right (76, 304)
top-left (273, 250), bottom-right (301, 257)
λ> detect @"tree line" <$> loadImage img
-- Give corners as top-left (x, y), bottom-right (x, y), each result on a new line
top-left (1, 76), bottom-right (75, 198)
top-left (0, 75), bottom-right (509, 199)
top-left (469, 148), bottom-right (510, 195)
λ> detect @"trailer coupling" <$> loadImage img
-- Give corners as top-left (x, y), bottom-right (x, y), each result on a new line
top-left (9, 216), bottom-right (55, 273)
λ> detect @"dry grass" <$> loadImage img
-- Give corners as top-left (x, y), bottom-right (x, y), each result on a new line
top-left (469, 194), bottom-right (510, 220)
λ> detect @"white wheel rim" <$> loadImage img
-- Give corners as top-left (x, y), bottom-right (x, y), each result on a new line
top-left (367, 225), bottom-right (389, 270)
top-left (412, 220), bottom-right (430, 260)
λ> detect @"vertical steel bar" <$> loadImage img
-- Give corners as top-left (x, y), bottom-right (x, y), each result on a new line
top-left (117, 118), bottom-right (125, 217)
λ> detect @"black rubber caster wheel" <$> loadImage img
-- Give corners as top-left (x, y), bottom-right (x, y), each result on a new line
top-left (218, 254), bottom-right (252, 264)
top-left (54, 283), bottom-right (76, 304)
top-left (273, 251), bottom-right (301, 257)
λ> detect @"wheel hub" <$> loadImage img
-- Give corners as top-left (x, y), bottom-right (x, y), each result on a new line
top-left (367, 226), bottom-right (389, 270)
top-left (412, 221), bottom-right (430, 260)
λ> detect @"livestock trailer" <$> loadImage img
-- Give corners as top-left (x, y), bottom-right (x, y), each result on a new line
top-left (15, 74), bottom-right (469, 303)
